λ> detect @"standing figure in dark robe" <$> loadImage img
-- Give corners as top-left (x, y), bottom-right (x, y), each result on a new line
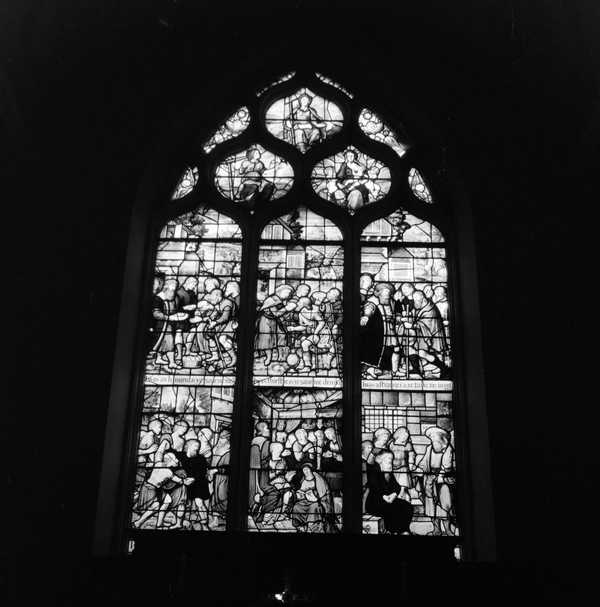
top-left (177, 439), bottom-right (210, 530)
top-left (365, 450), bottom-right (413, 534)
top-left (360, 283), bottom-right (399, 378)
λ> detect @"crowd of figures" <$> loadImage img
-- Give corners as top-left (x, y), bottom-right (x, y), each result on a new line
top-left (255, 283), bottom-right (343, 375)
top-left (132, 416), bottom-right (231, 530)
top-left (249, 419), bottom-right (343, 533)
top-left (359, 274), bottom-right (450, 379)
top-left (149, 272), bottom-right (240, 372)
top-left (362, 425), bottom-right (457, 535)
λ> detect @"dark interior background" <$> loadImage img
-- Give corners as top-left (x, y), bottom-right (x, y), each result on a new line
top-left (5, 1), bottom-right (597, 604)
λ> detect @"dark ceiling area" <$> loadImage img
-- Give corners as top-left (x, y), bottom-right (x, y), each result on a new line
top-left (5, 1), bottom-right (598, 605)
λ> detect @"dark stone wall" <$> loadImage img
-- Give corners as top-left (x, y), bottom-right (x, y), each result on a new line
top-left (6, 1), bottom-right (597, 604)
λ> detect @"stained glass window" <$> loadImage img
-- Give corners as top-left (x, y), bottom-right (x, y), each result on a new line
top-left (311, 146), bottom-right (391, 213)
top-left (265, 88), bottom-right (343, 153)
top-left (130, 206), bottom-right (241, 531)
top-left (409, 167), bottom-right (433, 204)
top-left (358, 109), bottom-right (409, 157)
top-left (113, 73), bottom-right (472, 548)
top-left (257, 71), bottom-right (296, 97)
top-left (315, 73), bottom-right (354, 99)
top-left (203, 107), bottom-right (250, 153)
top-left (360, 210), bottom-right (455, 536)
top-left (172, 167), bottom-right (198, 200)
top-left (250, 208), bottom-right (344, 533)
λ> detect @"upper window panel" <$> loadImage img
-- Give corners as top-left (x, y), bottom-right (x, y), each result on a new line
top-left (214, 145), bottom-right (294, 203)
top-left (359, 109), bottom-right (408, 158)
top-left (172, 167), bottom-right (199, 200)
top-left (362, 209), bottom-right (444, 243)
top-left (311, 146), bottom-right (391, 213)
top-left (265, 88), bottom-right (343, 153)
top-left (261, 206), bottom-right (343, 241)
top-left (160, 206), bottom-right (242, 240)
top-left (203, 107), bottom-right (251, 154)
top-left (408, 168), bottom-right (433, 204)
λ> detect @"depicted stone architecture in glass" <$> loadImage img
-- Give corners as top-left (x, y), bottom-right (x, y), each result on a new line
top-left (311, 146), bottom-right (391, 213)
top-left (203, 106), bottom-right (250, 153)
top-left (266, 88), bottom-right (343, 153)
top-left (359, 108), bottom-right (409, 158)
top-left (172, 167), bottom-right (199, 200)
top-left (362, 209), bottom-right (444, 243)
top-left (214, 144), bottom-right (294, 203)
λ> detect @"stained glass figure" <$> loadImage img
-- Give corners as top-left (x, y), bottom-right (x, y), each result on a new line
top-left (203, 106), bottom-right (250, 153)
top-left (248, 389), bottom-right (343, 533)
top-left (362, 209), bottom-right (444, 243)
top-left (360, 246), bottom-right (450, 385)
top-left (129, 206), bottom-right (242, 532)
top-left (408, 168), bottom-right (433, 204)
top-left (358, 109), bottom-right (408, 158)
top-left (265, 88), bottom-right (343, 153)
top-left (256, 71), bottom-right (296, 97)
top-left (261, 206), bottom-right (343, 241)
top-left (315, 73), bottom-right (354, 99)
top-left (359, 209), bottom-right (455, 536)
top-left (361, 390), bottom-right (457, 536)
top-left (131, 386), bottom-right (233, 531)
top-left (254, 243), bottom-right (343, 389)
top-left (214, 144), bottom-right (294, 203)
top-left (311, 146), bottom-right (391, 213)
top-left (172, 167), bottom-right (199, 200)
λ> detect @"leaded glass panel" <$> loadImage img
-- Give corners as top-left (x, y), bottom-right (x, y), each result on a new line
top-left (265, 88), bottom-right (343, 153)
top-left (129, 206), bottom-right (241, 532)
top-left (248, 389), bottom-right (343, 533)
top-left (315, 73), bottom-right (354, 98)
top-left (203, 106), bottom-right (250, 153)
top-left (359, 210), bottom-right (456, 536)
top-left (172, 167), bottom-right (199, 200)
top-left (257, 71), bottom-right (296, 97)
top-left (362, 209), bottom-right (444, 243)
top-left (260, 206), bottom-right (342, 241)
top-left (311, 146), bottom-right (391, 213)
top-left (408, 168), bottom-right (433, 204)
top-left (358, 108), bottom-right (408, 158)
top-left (214, 144), bottom-right (294, 203)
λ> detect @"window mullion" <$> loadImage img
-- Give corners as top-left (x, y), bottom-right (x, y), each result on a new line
top-left (227, 222), bottom-right (259, 531)
top-left (342, 222), bottom-right (362, 534)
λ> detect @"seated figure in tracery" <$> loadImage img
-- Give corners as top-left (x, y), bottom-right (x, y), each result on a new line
top-left (236, 147), bottom-right (275, 202)
top-left (286, 93), bottom-right (328, 152)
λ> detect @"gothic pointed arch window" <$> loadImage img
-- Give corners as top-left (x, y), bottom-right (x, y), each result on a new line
top-left (95, 71), bottom-right (494, 560)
